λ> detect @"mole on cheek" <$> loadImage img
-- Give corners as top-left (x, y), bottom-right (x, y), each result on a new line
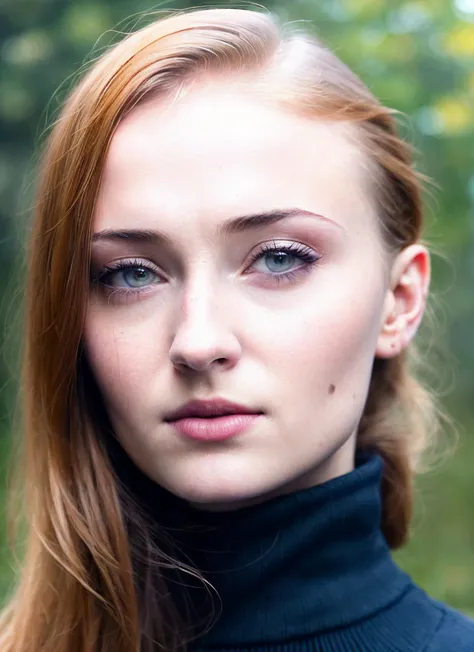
top-left (328, 384), bottom-right (336, 395)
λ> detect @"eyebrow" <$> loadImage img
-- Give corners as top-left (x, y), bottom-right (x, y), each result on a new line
top-left (91, 208), bottom-right (345, 244)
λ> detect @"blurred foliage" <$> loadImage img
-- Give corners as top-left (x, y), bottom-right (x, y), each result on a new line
top-left (0, 0), bottom-right (473, 614)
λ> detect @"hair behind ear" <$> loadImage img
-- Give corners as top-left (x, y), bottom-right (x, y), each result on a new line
top-left (357, 352), bottom-right (438, 549)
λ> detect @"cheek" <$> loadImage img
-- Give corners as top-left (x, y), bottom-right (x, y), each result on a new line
top-left (82, 309), bottom-right (162, 406)
top-left (260, 278), bottom-right (384, 398)
top-left (83, 259), bottom-right (385, 410)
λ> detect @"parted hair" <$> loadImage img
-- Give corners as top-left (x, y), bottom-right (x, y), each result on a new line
top-left (0, 7), bottom-right (440, 652)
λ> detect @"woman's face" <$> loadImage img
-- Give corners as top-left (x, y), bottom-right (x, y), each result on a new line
top-left (84, 83), bottom-right (399, 510)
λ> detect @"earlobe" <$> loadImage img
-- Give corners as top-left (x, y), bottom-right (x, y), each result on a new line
top-left (376, 244), bottom-right (430, 359)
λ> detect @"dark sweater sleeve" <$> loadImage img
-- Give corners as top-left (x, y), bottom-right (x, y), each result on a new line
top-left (425, 602), bottom-right (474, 651)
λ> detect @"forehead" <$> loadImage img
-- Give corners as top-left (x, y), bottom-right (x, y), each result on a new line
top-left (96, 84), bottom-right (375, 234)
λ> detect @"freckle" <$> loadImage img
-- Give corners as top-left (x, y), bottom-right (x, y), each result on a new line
top-left (328, 384), bottom-right (336, 395)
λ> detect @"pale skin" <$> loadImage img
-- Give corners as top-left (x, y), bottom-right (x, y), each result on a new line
top-left (84, 80), bottom-right (430, 512)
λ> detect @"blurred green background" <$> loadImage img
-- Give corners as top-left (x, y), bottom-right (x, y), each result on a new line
top-left (0, 0), bottom-right (473, 614)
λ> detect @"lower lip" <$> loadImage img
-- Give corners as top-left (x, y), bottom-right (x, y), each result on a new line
top-left (167, 413), bottom-right (262, 441)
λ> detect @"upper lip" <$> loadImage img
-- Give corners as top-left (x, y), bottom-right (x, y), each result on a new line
top-left (164, 398), bottom-right (262, 421)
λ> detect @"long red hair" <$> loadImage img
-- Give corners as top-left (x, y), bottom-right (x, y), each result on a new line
top-left (0, 7), bottom-right (441, 651)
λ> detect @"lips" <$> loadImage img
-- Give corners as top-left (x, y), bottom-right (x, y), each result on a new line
top-left (163, 398), bottom-right (262, 421)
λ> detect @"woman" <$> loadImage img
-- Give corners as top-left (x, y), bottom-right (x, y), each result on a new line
top-left (1, 6), bottom-right (473, 651)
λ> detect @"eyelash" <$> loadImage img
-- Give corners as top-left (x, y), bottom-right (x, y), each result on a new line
top-left (92, 242), bottom-right (321, 300)
top-left (247, 241), bottom-right (320, 285)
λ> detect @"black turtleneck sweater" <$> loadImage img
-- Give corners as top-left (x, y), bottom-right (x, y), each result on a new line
top-left (119, 450), bottom-right (474, 651)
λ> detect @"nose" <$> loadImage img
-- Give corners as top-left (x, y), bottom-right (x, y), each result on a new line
top-left (169, 281), bottom-right (242, 373)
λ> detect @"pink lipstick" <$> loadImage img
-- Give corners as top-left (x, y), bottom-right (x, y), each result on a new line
top-left (164, 398), bottom-right (263, 441)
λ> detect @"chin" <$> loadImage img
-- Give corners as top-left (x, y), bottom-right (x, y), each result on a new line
top-left (167, 467), bottom-right (288, 513)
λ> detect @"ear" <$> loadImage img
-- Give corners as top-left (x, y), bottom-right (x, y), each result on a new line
top-left (376, 244), bottom-right (431, 358)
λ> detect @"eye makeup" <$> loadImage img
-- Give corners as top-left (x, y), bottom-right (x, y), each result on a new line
top-left (90, 239), bottom-right (322, 303)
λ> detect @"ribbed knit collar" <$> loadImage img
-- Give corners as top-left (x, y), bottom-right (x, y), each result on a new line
top-left (116, 449), bottom-right (416, 648)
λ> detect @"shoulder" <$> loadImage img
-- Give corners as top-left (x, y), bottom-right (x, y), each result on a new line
top-left (424, 600), bottom-right (474, 652)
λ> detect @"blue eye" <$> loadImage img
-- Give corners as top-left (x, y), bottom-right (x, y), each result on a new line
top-left (94, 259), bottom-right (162, 291)
top-left (92, 242), bottom-right (321, 302)
top-left (248, 241), bottom-right (321, 282)
top-left (119, 267), bottom-right (155, 288)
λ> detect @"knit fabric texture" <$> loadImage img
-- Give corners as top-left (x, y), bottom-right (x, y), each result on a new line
top-left (117, 445), bottom-right (474, 651)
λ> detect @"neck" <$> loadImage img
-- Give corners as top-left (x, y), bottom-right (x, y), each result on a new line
top-left (187, 436), bottom-right (357, 513)
top-left (114, 447), bottom-right (413, 647)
